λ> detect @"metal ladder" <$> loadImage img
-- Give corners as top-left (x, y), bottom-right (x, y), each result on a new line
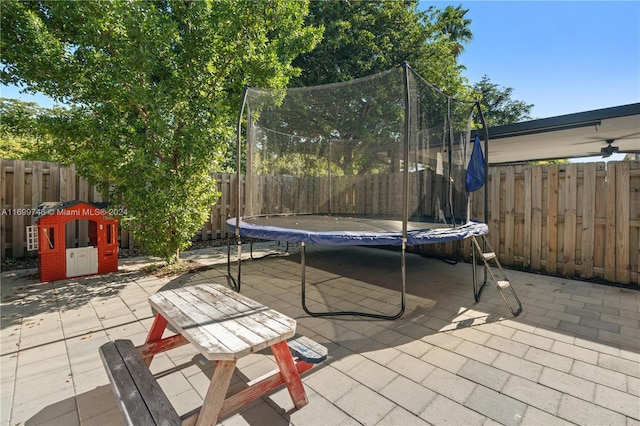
top-left (471, 235), bottom-right (522, 316)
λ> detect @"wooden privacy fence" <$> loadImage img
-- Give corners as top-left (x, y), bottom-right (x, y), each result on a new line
top-left (476, 161), bottom-right (639, 286)
top-left (2, 158), bottom-right (639, 286)
top-left (0, 159), bottom-right (239, 259)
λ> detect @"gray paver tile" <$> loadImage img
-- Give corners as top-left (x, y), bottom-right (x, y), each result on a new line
top-left (420, 395), bottom-right (486, 425)
top-left (564, 305), bottom-right (599, 319)
top-left (464, 385), bottom-right (527, 426)
top-left (76, 384), bottom-right (118, 421)
top-left (539, 368), bottom-right (596, 402)
top-left (378, 405), bottom-right (429, 425)
top-left (458, 359), bottom-right (510, 391)
top-left (557, 320), bottom-right (598, 339)
top-left (570, 360), bottom-right (628, 391)
top-left (585, 302), bottom-right (620, 316)
top-left (455, 340), bottom-right (500, 365)
top-left (524, 347), bottom-right (574, 373)
top-left (223, 398), bottom-right (288, 425)
top-left (599, 353), bottom-right (640, 378)
top-left (12, 392), bottom-right (78, 426)
top-left (520, 406), bottom-right (574, 426)
top-left (386, 352), bottom-right (434, 383)
top-left (502, 374), bottom-right (562, 414)
top-left (286, 393), bottom-right (353, 426)
top-left (420, 331), bottom-right (464, 351)
top-left (345, 356), bottom-right (398, 391)
top-left (594, 384), bottom-right (640, 419)
top-left (533, 326), bottom-right (576, 344)
top-left (629, 376), bottom-right (640, 397)
top-left (581, 316), bottom-right (620, 333)
top-left (303, 366), bottom-right (359, 403)
top-left (450, 326), bottom-right (491, 345)
top-left (558, 394), bottom-right (627, 426)
top-left (10, 382), bottom-right (75, 425)
top-left (598, 329), bottom-right (640, 351)
top-left (420, 346), bottom-right (467, 373)
top-left (80, 407), bottom-right (122, 426)
top-left (550, 340), bottom-right (598, 364)
top-left (491, 352), bottom-right (543, 382)
top-left (380, 375), bottom-right (436, 415)
top-left (360, 343), bottom-right (403, 365)
top-left (393, 338), bottom-right (433, 358)
top-left (335, 384), bottom-right (395, 425)
top-left (511, 330), bottom-right (554, 350)
top-left (484, 334), bottom-right (529, 357)
top-left (422, 368), bottom-right (477, 404)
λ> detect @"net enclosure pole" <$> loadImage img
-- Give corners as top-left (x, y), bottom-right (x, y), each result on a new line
top-left (474, 100), bottom-right (491, 289)
top-left (227, 85), bottom-right (250, 292)
top-left (474, 100), bottom-right (490, 225)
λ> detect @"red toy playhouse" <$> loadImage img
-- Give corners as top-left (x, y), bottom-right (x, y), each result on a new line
top-left (35, 201), bottom-right (119, 282)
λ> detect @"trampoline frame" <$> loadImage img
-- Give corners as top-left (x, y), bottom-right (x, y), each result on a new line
top-left (227, 63), bottom-right (492, 320)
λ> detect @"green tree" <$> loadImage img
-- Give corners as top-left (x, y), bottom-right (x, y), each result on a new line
top-left (0, 98), bottom-right (62, 161)
top-left (434, 5), bottom-right (473, 58)
top-left (1, 0), bottom-right (321, 264)
top-left (291, 0), bottom-right (470, 95)
top-left (473, 75), bottom-right (534, 127)
top-left (279, 1), bottom-right (475, 176)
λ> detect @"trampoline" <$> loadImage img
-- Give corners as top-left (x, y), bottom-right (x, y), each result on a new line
top-left (226, 214), bottom-right (488, 246)
top-left (227, 63), bottom-right (493, 320)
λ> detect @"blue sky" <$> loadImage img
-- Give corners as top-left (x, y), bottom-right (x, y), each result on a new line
top-left (427, 1), bottom-right (640, 119)
top-left (3, 1), bottom-right (638, 119)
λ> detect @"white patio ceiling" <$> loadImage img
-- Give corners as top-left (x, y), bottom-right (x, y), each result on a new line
top-left (482, 103), bottom-right (640, 164)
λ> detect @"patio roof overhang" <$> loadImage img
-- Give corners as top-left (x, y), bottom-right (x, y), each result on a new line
top-left (477, 103), bottom-right (640, 165)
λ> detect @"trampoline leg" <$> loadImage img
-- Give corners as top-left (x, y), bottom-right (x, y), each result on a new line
top-left (226, 236), bottom-right (242, 292)
top-left (472, 237), bottom-right (489, 302)
top-left (301, 243), bottom-right (406, 320)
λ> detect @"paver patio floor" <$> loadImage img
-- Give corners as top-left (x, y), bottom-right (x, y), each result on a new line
top-left (1, 243), bottom-right (639, 425)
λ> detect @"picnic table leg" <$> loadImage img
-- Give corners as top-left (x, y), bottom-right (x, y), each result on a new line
top-left (142, 313), bottom-right (168, 366)
top-left (271, 340), bottom-right (308, 409)
top-left (196, 360), bottom-right (236, 426)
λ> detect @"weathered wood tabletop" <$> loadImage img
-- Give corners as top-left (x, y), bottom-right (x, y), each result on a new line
top-left (140, 283), bottom-right (307, 426)
top-left (148, 283), bottom-right (297, 360)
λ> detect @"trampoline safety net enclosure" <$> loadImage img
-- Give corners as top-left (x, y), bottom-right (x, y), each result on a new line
top-left (227, 63), bottom-right (490, 319)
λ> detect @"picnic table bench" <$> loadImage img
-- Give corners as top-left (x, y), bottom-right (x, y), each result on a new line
top-left (99, 283), bottom-right (327, 426)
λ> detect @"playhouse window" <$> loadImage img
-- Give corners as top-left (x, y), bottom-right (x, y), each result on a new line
top-left (44, 227), bottom-right (55, 249)
top-left (106, 224), bottom-right (113, 244)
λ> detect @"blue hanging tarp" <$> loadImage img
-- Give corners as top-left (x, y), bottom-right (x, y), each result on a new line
top-left (466, 135), bottom-right (486, 192)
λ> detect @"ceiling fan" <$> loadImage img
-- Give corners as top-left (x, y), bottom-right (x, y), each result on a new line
top-left (600, 138), bottom-right (640, 158)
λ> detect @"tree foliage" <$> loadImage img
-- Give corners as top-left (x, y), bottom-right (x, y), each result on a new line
top-left (434, 5), bottom-right (473, 58)
top-left (291, 0), bottom-right (470, 96)
top-left (0, 98), bottom-right (63, 161)
top-left (1, 0), bottom-right (321, 263)
top-left (473, 75), bottom-right (534, 127)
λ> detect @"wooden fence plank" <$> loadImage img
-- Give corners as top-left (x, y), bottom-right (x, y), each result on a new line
top-left (12, 160), bottom-right (26, 257)
top-left (48, 163), bottom-right (59, 202)
top-left (504, 167), bottom-right (515, 265)
top-left (31, 161), bottom-right (43, 211)
top-left (489, 167), bottom-right (501, 256)
top-left (615, 161), bottom-right (630, 284)
top-left (604, 165), bottom-right (617, 282)
top-left (531, 166), bottom-right (542, 270)
top-left (523, 168), bottom-right (532, 269)
top-left (580, 163), bottom-right (596, 279)
top-left (563, 164), bottom-right (577, 276)
top-left (547, 164), bottom-right (559, 274)
top-left (1, 160), bottom-right (12, 259)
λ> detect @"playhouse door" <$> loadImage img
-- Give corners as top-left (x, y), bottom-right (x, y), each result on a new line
top-left (66, 247), bottom-right (98, 277)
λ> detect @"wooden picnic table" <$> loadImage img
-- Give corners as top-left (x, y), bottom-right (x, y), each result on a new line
top-left (137, 283), bottom-right (309, 426)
